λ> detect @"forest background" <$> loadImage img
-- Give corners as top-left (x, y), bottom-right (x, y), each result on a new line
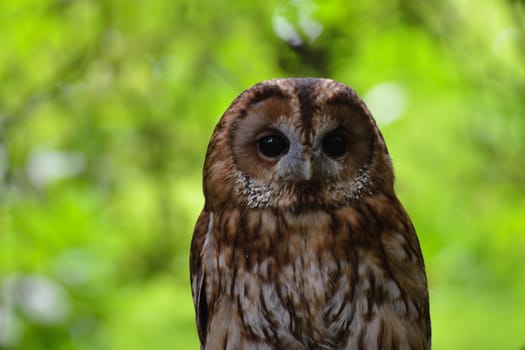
top-left (1, 1), bottom-right (524, 349)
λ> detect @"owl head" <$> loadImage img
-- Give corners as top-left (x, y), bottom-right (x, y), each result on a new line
top-left (203, 78), bottom-right (394, 211)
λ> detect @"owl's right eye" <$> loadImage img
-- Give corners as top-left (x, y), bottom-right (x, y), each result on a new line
top-left (257, 134), bottom-right (289, 159)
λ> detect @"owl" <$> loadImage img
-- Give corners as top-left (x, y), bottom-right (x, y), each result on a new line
top-left (190, 78), bottom-right (430, 349)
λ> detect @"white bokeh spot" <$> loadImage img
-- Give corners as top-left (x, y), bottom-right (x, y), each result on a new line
top-left (364, 82), bottom-right (408, 125)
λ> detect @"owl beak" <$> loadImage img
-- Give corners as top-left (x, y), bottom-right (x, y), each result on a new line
top-left (303, 154), bottom-right (312, 181)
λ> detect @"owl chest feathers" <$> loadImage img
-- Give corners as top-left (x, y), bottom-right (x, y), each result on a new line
top-left (196, 195), bottom-right (429, 349)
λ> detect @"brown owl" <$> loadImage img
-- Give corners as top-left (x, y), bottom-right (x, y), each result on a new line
top-left (190, 78), bottom-right (430, 349)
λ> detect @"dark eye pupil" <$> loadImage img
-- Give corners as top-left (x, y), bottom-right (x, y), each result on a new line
top-left (257, 135), bottom-right (289, 158)
top-left (322, 133), bottom-right (347, 157)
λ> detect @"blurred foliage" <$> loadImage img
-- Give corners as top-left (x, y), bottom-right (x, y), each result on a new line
top-left (0, 0), bottom-right (524, 349)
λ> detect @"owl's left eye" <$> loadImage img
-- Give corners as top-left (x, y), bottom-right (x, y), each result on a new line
top-left (257, 134), bottom-right (289, 159)
top-left (322, 131), bottom-right (348, 158)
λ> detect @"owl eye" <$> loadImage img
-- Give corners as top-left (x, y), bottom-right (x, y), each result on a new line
top-left (257, 134), bottom-right (289, 159)
top-left (322, 131), bottom-right (348, 158)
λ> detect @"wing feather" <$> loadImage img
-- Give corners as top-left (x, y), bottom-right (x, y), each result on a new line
top-left (190, 211), bottom-right (211, 347)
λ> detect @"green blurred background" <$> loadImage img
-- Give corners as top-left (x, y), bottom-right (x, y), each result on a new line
top-left (1, 0), bottom-right (524, 349)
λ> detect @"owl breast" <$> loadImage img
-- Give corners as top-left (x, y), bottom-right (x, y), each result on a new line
top-left (199, 194), bottom-right (428, 349)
